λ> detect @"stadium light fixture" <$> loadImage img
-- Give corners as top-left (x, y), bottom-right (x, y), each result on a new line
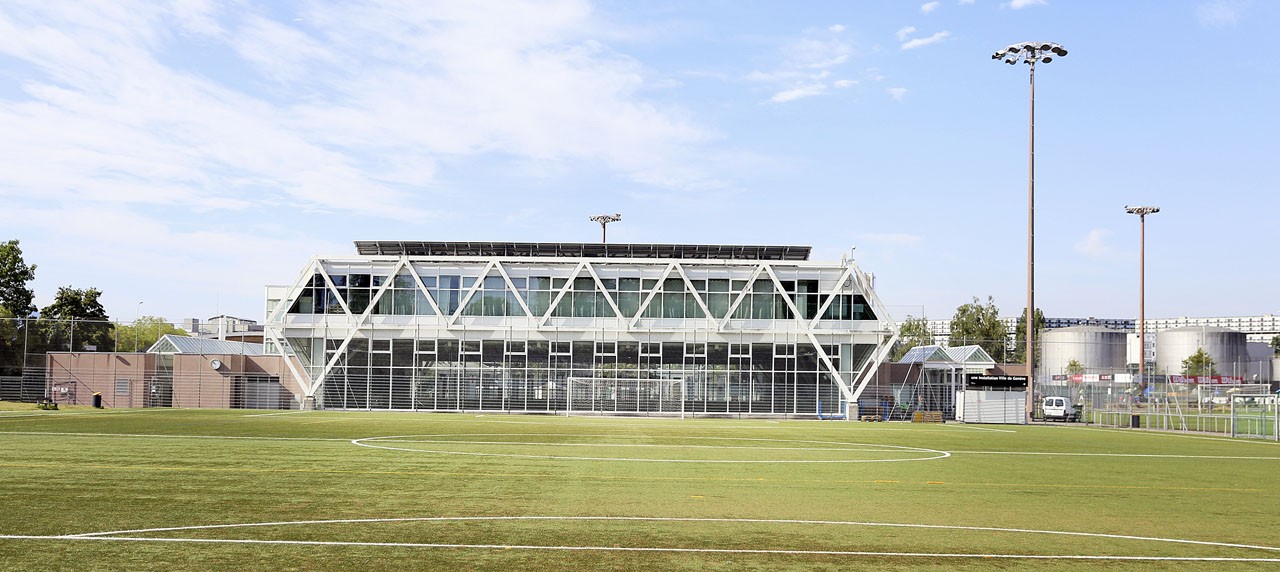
top-left (1126, 205), bottom-right (1160, 403)
top-left (992, 41), bottom-right (1067, 422)
top-left (589, 213), bottom-right (622, 244)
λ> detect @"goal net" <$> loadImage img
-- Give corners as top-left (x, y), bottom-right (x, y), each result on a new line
top-left (1230, 394), bottom-right (1278, 440)
top-left (566, 376), bottom-right (686, 415)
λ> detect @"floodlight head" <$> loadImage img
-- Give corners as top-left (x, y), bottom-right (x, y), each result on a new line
top-left (1041, 56), bottom-right (1052, 63)
top-left (1052, 47), bottom-right (1068, 56)
top-left (1040, 43), bottom-right (1052, 50)
top-left (1006, 59), bottom-right (1016, 64)
top-left (1125, 205), bottom-right (1161, 216)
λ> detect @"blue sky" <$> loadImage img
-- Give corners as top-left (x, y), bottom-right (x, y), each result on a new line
top-left (1, 0), bottom-right (1276, 325)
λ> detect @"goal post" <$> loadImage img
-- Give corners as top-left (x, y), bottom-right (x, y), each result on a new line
top-left (566, 376), bottom-right (686, 417)
top-left (1230, 393), bottom-right (1278, 440)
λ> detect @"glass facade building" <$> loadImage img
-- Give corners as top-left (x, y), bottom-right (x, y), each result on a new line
top-left (263, 242), bottom-right (897, 415)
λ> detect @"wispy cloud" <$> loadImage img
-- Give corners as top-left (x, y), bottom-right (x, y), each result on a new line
top-left (0, 1), bottom-right (723, 218)
top-left (921, 2), bottom-right (942, 14)
top-left (1197, 1), bottom-right (1246, 27)
top-left (748, 26), bottom-right (858, 104)
top-left (771, 83), bottom-right (828, 103)
top-left (958, 0), bottom-right (976, 5)
top-left (896, 26), bottom-right (917, 42)
top-left (1074, 229), bottom-right (1117, 259)
top-left (1007, 0), bottom-right (1048, 8)
top-left (901, 31), bottom-right (951, 50)
top-left (887, 87), bottom-right (908, 101)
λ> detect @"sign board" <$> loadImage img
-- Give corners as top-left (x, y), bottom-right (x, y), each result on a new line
top-left (964, 374), bottom-right (1028, 389)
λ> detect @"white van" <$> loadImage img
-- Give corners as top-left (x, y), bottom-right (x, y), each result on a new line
top-left (1042, 396), bottom-right (1079, 422)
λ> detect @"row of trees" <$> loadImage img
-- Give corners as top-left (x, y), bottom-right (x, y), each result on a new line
top-left (0, 240), bottom-right (185, 375)
top-left (891, 296), bottom-right (1042, 363)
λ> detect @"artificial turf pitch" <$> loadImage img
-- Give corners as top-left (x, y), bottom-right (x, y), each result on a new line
top-left (0, 404), bottom-right (1277, 571)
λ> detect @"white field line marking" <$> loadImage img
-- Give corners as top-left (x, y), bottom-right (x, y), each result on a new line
top-left (950, 450), bottom-right (1280, 461)
top-left (0, 536), bottom-right (1275, 562)
top-left (0, 431), bottom-right (348, 443)
top-left (242, 411), bottom-right (313, 417)
top-left (370, 439), bottom-right (921, 453)
top-left (1062, 425), bottom-right (1280, 446)
top-left (945, 424), bottom-right (1016, 433)
top-left (20, 515), bottom-right (1275, 560)
top-left (352, 435), bottom-right (948, 463)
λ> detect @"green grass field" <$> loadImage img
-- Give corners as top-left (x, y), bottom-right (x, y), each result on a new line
top-left (1, 404), bottom-right (1278, 571)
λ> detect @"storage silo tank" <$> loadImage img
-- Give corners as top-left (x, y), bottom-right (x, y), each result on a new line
top-left (1040, 325), bottom-right (1127, 375)
top-left (1154, 326), bottom-right (1248, 377)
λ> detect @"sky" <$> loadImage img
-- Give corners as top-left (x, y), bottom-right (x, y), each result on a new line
top-left (1, 0), bottom-right (1276, 326)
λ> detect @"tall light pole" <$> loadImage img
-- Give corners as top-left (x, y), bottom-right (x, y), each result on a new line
top-left (993, 41), bottom-right (1067, 422)
top-left (589, 213), bottom-right (622, 244)
top-left (1126, 206), bottom-right (1159, 406)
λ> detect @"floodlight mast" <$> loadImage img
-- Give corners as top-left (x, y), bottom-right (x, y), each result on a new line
top-left (589, 213), bottom-right (622, 243)
top-left (992, 41), bottom-right (1067, 423)
top-left (1126, 205), bottom-right (1160, 406)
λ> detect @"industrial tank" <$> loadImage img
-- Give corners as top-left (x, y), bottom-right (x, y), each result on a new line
top-left (1154, 326), bottom-right (1247, 377)
top-left (1040, 325), bottom-right (1127, 375)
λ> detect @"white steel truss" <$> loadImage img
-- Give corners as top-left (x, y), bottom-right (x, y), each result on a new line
top-left (263, 255), bottom-right (899, 408)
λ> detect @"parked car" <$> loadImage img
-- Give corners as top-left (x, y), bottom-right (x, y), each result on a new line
top-left (1042, 396), bottom-right (1079, 422)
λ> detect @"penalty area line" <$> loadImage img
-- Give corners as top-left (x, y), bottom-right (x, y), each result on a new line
top-left (0, 534), bottom-right (1275, 562)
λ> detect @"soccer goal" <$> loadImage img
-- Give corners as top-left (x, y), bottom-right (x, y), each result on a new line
top-left (1230, 394), bottom-right (1278, 440)
top-left (566, 376), bottom-right (686, 416)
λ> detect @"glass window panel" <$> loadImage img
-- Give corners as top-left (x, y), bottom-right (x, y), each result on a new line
top-left (510, 277), bottom-right (527, 289)
top-left (461, 276), bottom-right (477, 288)
top-left (708, 279), bottom-right (730, 293)
top-left (348, 290), bottom-right (370, 314)
top-left (350, 274), bottom-right (371, 288)
top-left (372, 275), bottom-right (387, 287)
top-left (394, 290), bottom-right (416, 315)
top-left (420, 276), bottom-right (437, 288)
top-left (415, 291), bottom-right (435, 315)
top-left (619, 278), bottom-right (641, 291)
top-left (292, 291), bottom-right (314, 314)
top-left (484, 276), bottom-right (505, 289)
top-left (330, 275), bottom-right (348, 287)
top-left (394, 274), bottom-right (415, 288)
top-left (617, 292), bottom-right (641, 317)
top-left (373, 291), bottom-right (393, 314)
top-left (572, 291), bottom-right (594, 317)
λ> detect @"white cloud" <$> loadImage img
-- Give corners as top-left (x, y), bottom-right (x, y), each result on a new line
top-left (0, 0), bottom-right (723, 221)
top-left (829, 24), bottom-right (846, 32)
top-left (747, 26), bottom-right (857, 104)
top-left (958, 0), bottom-right (976, 5)
top-left (1074, 229), bottom-right (1116, 258)
top-left (887, 87), bottom-right (908, 101)
top-left (921, 2), bottom-right (942, 13)
top-left (1197, 1), bottom-right (1245, 27)
top-left (771, 83), bottom-right (828, 103)
top-left (834, 79), bottom-right (857, 88)
top-left (896, 26), bottom-right (917, 41)
top-left (901, 31), bottom-right (951, 50)
top-left (1007, 0), bottom-right (1047, 8)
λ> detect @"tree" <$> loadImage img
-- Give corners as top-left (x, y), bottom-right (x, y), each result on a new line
top-left (1182, 348), bottom-right (1217, 377)
top-left (891, 316), bottom-right (935, 361)
top-left (1271, 335), bottom-right (1280, 357)
top-left (0, 239), bottom-right (37, 318)
top-left (948, 296), bottom-right (1007, 361)
top-left (115, 316), bottom-right (188, 352)
top-left (38, 286), bottom-right (115, 352)
top-left (1066, 358), bottom-right (1085, 375)
top-left (1010, 306), bottom-right (1045, 365)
